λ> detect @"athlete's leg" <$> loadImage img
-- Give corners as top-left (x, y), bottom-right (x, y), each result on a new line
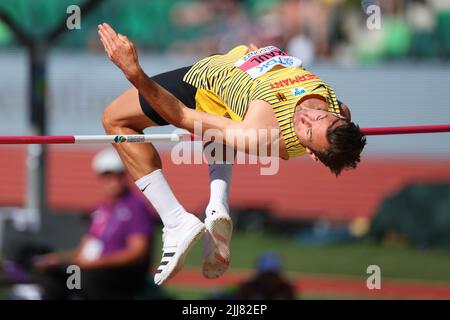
top-left (102, 87), bottom-right (160, 179)
top-left (201, 141), bottom-right (234, 279)
top-left (102, 87), bottom-right (204, 286)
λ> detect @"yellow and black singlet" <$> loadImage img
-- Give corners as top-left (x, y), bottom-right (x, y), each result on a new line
top-left (183, 45), bottom-right (341, 159)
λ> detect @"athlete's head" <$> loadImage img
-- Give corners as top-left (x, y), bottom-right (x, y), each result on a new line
top-left (294, 105), bottom-right (366, 176)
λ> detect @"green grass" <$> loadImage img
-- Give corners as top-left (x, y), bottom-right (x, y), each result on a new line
top-left (152, 227), bottom-right (450, 299)
top-left (164, 286), bottom-right (308, 300)
top-left (164, 286), bottom-right (213, 300)
top-left (154, 227), bottom-right (450, 283)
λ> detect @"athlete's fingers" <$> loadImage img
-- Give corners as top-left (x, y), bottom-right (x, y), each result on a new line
top-left (117, 34), bottom-right (133, 53)
top-left (101, 27), bottom-right (118, 53)
top-left (118, 34), bottom-right (135, 51)
top-left (99, 23), bottom-right (140, 78)
top-left (99, 24), bottom-right (117, 51)
top-left (118, 34), bottom-right (132, 46)
top-left (99, 33), bottom-right (112, 57)
top-left (117, 34), bottom-right (128, 45)
top-left (101, 22), bottom-right (118, 40)
top-left (97, 27), bottom-right (109, 46)
top-left (98, 28), bottom-right (113, 54)
top-left (98, 25), bottom-right (112, 45)
top-left (98, 32), bottom-right (107, 51)
top-left (118, 34), bottom-right (139, 62)
top-left (106, 26), bottom-right (124, 50)
top-left (98, 29), bottom-right (109, 51)
top-left (119, 34), bottom-right (131, 43)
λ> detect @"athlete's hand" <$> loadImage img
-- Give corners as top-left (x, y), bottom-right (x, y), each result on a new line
top-left (98, 23), bottom-right (142, 80)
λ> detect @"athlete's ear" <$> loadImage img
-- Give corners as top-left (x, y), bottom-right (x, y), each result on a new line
top-left (306, 148), bottom-right (319, 162)
top-left (338, 100), bottom-right (352, 120)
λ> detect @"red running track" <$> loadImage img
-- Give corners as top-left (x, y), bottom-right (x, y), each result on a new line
top-left (168, 268), bottom-right (450, 299)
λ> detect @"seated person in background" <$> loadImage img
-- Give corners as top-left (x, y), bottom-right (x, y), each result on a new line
top-left (33, 148), bottom-right (156, 300)
top-left (237, 252), bottom-right (295, 300)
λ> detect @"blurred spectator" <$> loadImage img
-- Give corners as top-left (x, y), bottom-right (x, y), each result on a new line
top-left (237, 252), bottom-right (296, 300)
top-left (2, 0), bottom-right (449, 61)
top-left (287, 0), bottom-right (341, 59)
top-left (32, 148), bottom-right (156, 300)
top-left (170, 0), bottom-right (255, 54)
top-left (0, 21), bottom-right (12, 46)
top-left (287, 34), bottom-right (315, 67)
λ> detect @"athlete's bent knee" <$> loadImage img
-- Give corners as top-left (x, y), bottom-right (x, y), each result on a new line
top-left (102, 105), bottom-right (119, 134)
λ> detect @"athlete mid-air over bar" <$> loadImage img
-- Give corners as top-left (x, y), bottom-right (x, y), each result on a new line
top-left (97, 23), bottom-right (366, 285)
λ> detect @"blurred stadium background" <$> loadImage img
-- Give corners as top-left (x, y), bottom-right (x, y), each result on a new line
top-left (1, 0), bottom-right (450, 299)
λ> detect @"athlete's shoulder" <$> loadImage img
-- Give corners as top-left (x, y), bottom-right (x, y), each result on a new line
top-left (227, 44), bottom-right (250, 55)
top-left (200, 45), bottom-right (249, 64)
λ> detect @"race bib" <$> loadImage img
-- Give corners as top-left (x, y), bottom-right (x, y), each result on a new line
top-left (234, 46), bottom-right (302, 79)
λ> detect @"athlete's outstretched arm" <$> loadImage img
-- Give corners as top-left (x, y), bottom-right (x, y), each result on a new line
top-left (98, 23), bottom-right (275, 155)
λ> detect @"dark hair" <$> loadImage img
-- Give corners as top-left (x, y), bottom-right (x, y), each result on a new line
top-left (312, 120), bottom-right (367, 176)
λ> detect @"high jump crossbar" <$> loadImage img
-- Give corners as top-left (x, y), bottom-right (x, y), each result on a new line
top-left (0, 124), bottom-right (449, 144)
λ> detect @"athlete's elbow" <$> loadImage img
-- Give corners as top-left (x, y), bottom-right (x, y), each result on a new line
top-left (171, 111), bottom-right (185, 128)
top-left (176, 108), bottom-right (196, 131)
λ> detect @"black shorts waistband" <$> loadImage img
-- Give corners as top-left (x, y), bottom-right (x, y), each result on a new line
top-left (138, 66), bottom-right (196, 126)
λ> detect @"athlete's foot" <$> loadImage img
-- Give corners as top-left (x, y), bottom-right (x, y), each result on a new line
top-left (154, 213), bottom-right (205, 286)
top-left (202, 203), bottom-right (233, 279)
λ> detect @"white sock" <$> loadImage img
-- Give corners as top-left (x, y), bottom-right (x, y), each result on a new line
top-left (205, 162), bottom-right (232, 218)
top-left (135, 169), bottom-right (186, 229)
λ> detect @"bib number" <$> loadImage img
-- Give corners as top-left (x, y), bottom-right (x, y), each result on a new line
top-left (235, 46), bottom-right (302, 79)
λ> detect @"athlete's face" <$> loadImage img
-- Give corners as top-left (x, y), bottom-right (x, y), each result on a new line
top-left (294, 106), bottom-right (345, 160)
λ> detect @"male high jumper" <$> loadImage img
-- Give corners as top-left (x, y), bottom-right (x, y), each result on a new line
top-left (97, 23), bottom-right (366, 285)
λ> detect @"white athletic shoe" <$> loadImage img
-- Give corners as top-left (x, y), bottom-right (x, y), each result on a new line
top-left (202, 204), bottom-right (233, 279)
top-left (154, 213), bottom-right (205, 286)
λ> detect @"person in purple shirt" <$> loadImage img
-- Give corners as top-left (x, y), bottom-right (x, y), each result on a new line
top-left (33, 148), bottom-right (156, 299)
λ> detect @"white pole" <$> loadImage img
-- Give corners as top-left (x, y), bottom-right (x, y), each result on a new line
top-left (74, 133), bottom-right (192, 144)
